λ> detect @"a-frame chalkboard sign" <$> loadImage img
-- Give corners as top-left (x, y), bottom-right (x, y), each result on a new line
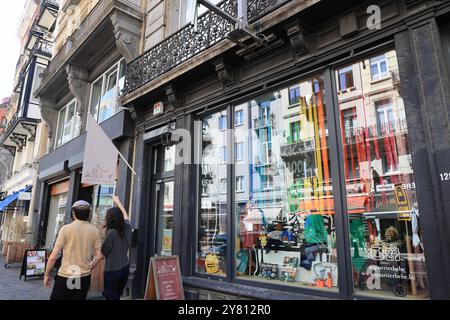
top-left (20, 250), bottom-right (47, 281)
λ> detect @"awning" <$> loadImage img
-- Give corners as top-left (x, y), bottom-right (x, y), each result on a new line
top-left (0, 185), bottom-right (32, 211)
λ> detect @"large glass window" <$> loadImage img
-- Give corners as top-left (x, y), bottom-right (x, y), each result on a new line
top-left (336, 50), bottom-right (429, 299)
top-left (233, 76), bottom-right (338, 291)
top-left (89, 59), bottom-right (126, 123)
top-left (55, 99), bottom-right (79, 148)
top-left (197, 110), bottom-right (228, 276)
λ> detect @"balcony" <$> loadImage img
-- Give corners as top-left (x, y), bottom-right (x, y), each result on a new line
top-left (122, 0), bottom-right (291, 97)
top-left (0, 108), bottom-right (41, 157)
top-left (35, 0), bottom-right (143, 100)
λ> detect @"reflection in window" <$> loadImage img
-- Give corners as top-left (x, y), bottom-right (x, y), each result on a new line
top-left (91, 185), bottom-right (114, 239)
top-left (55, 100), bottom-right (79, 148)
top-left (234, 77), bottom-right (338, 291)
top-left (339, 66), bottom-right (355, 91)
top-left (235, 109), bottom-right (244, 126)
top-left (337, 50), bottom-right (429, 299)
top-left (89, 59), bottom-right (126, 123)
top-left (370, 54), bottom-right (389, 81)
top-left (197, 110), bottom-right (228, 276)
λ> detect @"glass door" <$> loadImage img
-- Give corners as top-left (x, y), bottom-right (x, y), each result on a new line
top-left (154, 180), bottom-right (175, 256)
top-left (150, 144), bottom-right (176, 257)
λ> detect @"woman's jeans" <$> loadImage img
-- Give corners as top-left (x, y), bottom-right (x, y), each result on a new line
top-left (104, 265), bottom-right (130, 300)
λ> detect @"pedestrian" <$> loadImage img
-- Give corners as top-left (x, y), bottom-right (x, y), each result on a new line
top-left (44, 200), bottom-right (103, 300)
top-left (101, 195), bottom-right (132, 300)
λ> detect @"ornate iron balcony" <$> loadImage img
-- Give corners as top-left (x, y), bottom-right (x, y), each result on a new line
top-left (123, 0), bottom-right (290, 96)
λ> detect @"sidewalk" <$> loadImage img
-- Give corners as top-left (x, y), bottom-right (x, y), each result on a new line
top-left (0, 255), bottom-right (104, 300)
top-left (0, 254), bottom-right (51, 300)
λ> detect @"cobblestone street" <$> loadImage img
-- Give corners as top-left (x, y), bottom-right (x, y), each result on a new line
top-left (0, 254), bottom-right (51, 300)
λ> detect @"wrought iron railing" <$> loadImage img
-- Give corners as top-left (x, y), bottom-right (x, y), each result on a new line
top-left (123, 0), bottom-right (290, 96)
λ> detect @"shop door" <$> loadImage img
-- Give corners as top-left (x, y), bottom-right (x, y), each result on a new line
top-left (149, 144), bottom-right (176, 257)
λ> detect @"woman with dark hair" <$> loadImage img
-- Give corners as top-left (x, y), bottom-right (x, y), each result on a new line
top-left (101, 196), bottom-right (132, 300)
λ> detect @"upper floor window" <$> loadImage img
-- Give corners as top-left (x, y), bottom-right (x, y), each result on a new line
top-left (55, 99), bottom-right (79, 148)
top-left (89, 59), bottom-right (126, 123)
top-left (338, 66), bottom-right (354, 91)
top-left (235, 109), bottom-right (244, 126)
top-left (172, 0), bottom-right (222, 33)
top-left (219, 115), bottom-right (227, 130)
top-left (289, 86), bottom-right (301, 105)
top-left (370, 54), bottom-right (389, 81)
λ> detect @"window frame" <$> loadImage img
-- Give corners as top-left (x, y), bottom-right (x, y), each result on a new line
top-left (338, 65), bottom-right (355, 91)
top-left (88, 58), bottom-right (125, 123)
top-left (54, 99), bottom-right (79, 149)
top-left (370, 54), bottom-right (390, 81)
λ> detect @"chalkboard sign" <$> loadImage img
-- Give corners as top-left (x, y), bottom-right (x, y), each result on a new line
top-left (20, 250), bottom-right (47, 281)
top-left (144, 256), bottom-right (185, 300)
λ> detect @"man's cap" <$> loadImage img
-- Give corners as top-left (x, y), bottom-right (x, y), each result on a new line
top-left (72, 200), bottom-right (91, 209)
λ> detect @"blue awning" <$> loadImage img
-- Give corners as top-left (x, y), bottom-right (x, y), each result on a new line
top-left (0, 185), bottom-right (32, 212)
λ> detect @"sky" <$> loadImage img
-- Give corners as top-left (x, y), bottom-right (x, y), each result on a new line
top-left (0, 0), bottom-right (26, 99)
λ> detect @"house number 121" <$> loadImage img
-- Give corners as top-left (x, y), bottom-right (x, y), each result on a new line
top-left (440, 173), bottom-right (450, 181)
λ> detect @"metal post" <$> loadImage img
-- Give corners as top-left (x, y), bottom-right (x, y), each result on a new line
top-left (237, 0), bottom-right (248, 29)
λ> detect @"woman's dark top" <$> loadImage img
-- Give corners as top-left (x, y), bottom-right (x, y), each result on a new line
top-left (101, 220), bottom-right (132, 272)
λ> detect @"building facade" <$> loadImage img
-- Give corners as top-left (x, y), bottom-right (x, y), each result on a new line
top-left (120, 0), bottom-right (450, 300)
top-left (0, 0), bottom-right (58, 246)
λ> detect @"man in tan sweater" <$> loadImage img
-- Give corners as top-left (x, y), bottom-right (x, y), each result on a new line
top-left (44, 200), bottom-right (103, 300)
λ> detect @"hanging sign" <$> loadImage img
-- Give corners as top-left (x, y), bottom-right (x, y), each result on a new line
top-left (82, 115), bottom-right (119, 186)
top-left (394, 184), bottom-right (411, 220)
top-left (144, 256), bottom-right (185, 300)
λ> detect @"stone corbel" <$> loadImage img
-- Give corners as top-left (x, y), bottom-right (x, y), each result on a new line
top-left (285, 21), bottom-right (309, 56)
top-left (213, 57), bottom-right (235, 87)
top-left (21, 123), bottom-right (37, 142)
top-left (11, 133), bottom-right (27, 152)
top-left (39, 96), bottom-right (58, 142)
top-left (66, 64), bottom-right (90, 132)
top-left (2, 145), bottom-right (16, 158)
top-left (110, 10), bottom-right (143, 63)
top-left (128, 104), bottom-right (143, 123)
top-left (165, 85), bottom-right (182, 109)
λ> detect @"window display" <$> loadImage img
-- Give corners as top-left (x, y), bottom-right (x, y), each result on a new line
top-left (336, 50), bottom-right (429, 299)
top-left (45, 183), bottom-right (68, 250)
top-left (233, 76), bottom-right (338, 290)
top-left (197, 110), bottom-right (228, 276)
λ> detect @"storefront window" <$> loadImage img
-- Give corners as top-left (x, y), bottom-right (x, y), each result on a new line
top-left (45, 181), bottom-right (69, 250)
top-left (197, 110), bottom-right (228, 276)
top-left (336, 50), bottom-right (429, 299)
top-left (234, 76), bottom-right (339, 290)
